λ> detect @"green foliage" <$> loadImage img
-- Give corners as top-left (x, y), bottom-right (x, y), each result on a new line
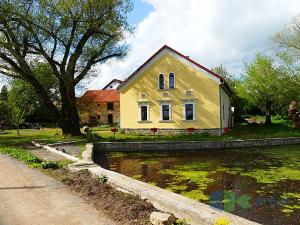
top-left (0, 0), bottom-right (133, 136)
top-left (41, 161), bottom-right (59, 169)
top-left (237, 54), bottom-right (298, 123)
top-left (8, 63), bottom-right (59, 125)
top-left (0, 85), bottom-right (8, 101)
top-left (0, 145), bottom-right (72, 169)
top-left (98, 174), bottom-right (108, 183)
top-left (0, 146), bottom-right (42, 167)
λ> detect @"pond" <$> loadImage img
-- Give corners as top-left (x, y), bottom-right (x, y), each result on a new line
top-left (93, 145), bottom-right (300, 225)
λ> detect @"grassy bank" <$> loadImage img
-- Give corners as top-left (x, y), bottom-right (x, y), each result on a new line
top-left (1, 118), bottom-right (300, 145)
top-left (0, 145), bottom-right (71, 169)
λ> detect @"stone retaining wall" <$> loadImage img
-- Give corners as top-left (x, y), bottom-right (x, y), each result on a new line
top-left (123, 128), bottom-right (222, 136)
top-left (93, 137), bottom-right (300, 152)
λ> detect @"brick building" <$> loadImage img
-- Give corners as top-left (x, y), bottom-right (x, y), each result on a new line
top-left (77, 89), bottom-right (120, 126)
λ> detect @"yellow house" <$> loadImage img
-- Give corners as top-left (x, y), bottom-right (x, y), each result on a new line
top-left (118, 45), bottom-right (232, 135)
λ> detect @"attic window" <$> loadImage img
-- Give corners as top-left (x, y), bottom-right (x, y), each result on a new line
top-left (158, 74), bottom-right (164, 89)
top-left (186, 90), bottom-right (192, 96)
top-left (169, 73), bottom-right (175, 89)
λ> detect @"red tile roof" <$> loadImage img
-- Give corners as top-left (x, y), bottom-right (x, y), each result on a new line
top-left (118, 45), bottom-right (225, 90)
top-left (77, 90), bottom-right (119, 103)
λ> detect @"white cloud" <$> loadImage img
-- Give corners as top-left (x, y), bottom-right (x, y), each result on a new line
top-left (86, 0), bottom-right (300, 91)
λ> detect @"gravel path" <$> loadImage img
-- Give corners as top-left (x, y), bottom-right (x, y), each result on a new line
top-left (0, 154), bottom-right (117, 225)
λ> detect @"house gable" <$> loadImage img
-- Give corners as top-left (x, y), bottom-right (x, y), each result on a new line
top-left (118, 45), bottom-right (224, 92)
top-left (119, 47), bottom-right (223, 130)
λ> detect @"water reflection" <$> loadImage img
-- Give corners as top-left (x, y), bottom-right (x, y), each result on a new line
top-left (93, 146), bottom-right (300, 225)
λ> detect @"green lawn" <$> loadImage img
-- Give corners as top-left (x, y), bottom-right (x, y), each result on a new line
top-left (1, 118), bottom-right (300, 147)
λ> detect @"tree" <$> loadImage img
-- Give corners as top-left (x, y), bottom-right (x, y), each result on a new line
top-left (0, 0), bottom-right (132, 135)
top-left (8, 83), bottom-right (29, 135)
top-left (211, 65), bottom-right (252, 120)
top-left (9, 63), bottom-right (59, 124)
top-left (273, 15), bottom-right (300, 106)
top-left (237, 54), bottom-right (295, 125)
top-left (0, 85), bottom-right (8, 101)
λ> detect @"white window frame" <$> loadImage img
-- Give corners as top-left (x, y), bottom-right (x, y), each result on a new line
top-left (158, 73), bottom-right (165, 90)
top-left (138, 103), bottom-right (150, 121)
top-left (169, 72), bottom-right (176, 89)
top-left (160, 103), bottom-right (172, 121)
top-left (183, 102), bottom-right (196, 121)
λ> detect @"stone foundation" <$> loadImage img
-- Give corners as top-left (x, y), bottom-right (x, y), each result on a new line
top-left (123, 128), bottom-right (222, 136)
top-left (93, 137), bottom-right (300, 152)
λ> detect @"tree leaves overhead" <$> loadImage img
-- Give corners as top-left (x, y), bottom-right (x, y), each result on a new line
top-left (0, 0), bottom-right (132, 82)
top-left (0, 0), bottom-right (132, 135)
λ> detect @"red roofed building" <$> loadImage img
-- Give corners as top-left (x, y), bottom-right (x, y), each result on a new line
top-left (77, 89), bottom-right (120, 126)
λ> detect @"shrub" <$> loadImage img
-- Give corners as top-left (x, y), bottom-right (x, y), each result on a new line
top-left (98, 174), bottom-right (108, 183)
top-left (41, 161), bottom-right (59, 169)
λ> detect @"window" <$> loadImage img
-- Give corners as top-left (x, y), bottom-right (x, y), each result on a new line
top-left (107, 102), bottom-right (114, 110)
top-left (141, 105), bottom-right (148, 121)
top-left (159, 74), bottom-right (164, 89)
top-left (161, 104), bottom-right (171, 121)
top-left (169, 73), bottom-right (175, 89)
top-left (185, 103), bottom-right (194, 120)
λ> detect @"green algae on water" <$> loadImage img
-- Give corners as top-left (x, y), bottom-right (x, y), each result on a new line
top-left (240, 167), bottom-right (300, 184)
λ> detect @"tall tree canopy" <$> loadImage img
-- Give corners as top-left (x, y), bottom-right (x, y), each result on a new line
top-left (237, 54), bottom-right (297, 125)
top-left (0, 0), bottom-right (132, 135)
top-left (273, 15), bottom-right (300, 103)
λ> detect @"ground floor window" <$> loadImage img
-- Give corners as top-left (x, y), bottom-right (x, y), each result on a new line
top-left (161, 104), bottom-right (171, 121)
top-left (185, 103), bottom-right (194, 120)
top-left (141, 105), bottom-right (148, 121)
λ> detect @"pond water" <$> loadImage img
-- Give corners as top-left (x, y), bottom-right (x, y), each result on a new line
top-left (93, 145), bottom-right (300, 225)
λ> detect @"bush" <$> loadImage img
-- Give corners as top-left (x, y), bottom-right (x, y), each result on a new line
top-left (98, 174), bottom-right (108, 183)
top-left (41, 161), bottom-right (59, 169)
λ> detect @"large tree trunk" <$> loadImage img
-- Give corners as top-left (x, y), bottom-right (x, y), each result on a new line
top-left (58, 78), bottom-right (81, 136)
top-left (265, 102), bottom-right (272, 125)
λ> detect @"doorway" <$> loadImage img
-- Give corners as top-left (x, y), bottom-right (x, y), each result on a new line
top-left (108, 114), bottom-right (113, 124)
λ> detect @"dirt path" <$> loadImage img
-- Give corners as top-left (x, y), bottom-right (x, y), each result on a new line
top-left (0, 154), bottom-right (117, 225)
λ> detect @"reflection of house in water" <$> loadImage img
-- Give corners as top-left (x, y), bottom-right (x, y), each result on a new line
top-left (112, 157), bottom-right (179, 181)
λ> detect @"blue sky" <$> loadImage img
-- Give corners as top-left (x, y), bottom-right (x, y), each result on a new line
top-left (127, 0), bottom-right (153, 26)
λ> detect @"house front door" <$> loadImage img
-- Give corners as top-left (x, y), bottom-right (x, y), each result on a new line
top-left (108, 114), bottom-right (113, 124)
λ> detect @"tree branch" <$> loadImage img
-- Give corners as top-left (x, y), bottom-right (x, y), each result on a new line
top-left (74, 52), bottom-right (122, 84)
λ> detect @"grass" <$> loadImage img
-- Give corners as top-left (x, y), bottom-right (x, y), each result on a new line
top-left (0, 145), bottom-right (71, 169)
top-left (0, 117), bottom-right (300, 147)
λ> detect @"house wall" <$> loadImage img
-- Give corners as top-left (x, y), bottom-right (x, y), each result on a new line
top-left (78, 102), bottom-right (120, 125)
top-left (220, 87), bottom-right (231, 129)
top-left (103, 81), bottom-right (121, 90)
top-left (119, 52), bottom-right (221, 130)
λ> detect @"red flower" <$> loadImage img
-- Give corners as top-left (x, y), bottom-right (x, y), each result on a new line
top-left (187, 127), bottom-right (195, 132)
top-left (111, 128), bottom-right (118, 133)
top-left (151, 128), bottom-right (158, 133)
top-left (223, 127), bottom-right (231, 133)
